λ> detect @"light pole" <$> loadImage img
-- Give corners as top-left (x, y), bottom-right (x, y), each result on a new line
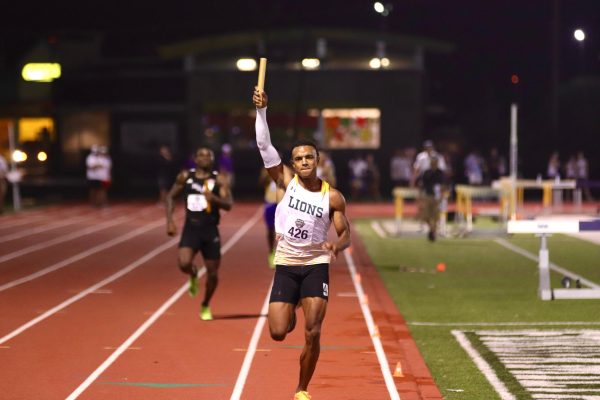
top-left (573, 28), bottom-right (586, 75)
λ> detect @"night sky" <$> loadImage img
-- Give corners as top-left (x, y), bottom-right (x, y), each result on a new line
top-left (2, 0), bottom-right (599, 175)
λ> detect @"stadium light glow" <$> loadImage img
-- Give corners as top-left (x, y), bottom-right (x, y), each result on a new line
top-left (236, 58), bottom-right (257, 71)
top-left (21, 63), bottom-right (61, 82)
top-left (380, 57), bottom-right (390, 68)
top-left (574, 29), bottom-right (585, 42)
top-left (301, 58), bottom-right (320, 70)
top-left (12, 150), bottom-right (27, 162)
top-left (37, 151), bottom-right (48, 162)
top-left (369, 58), bottom-right (382, 69)
top-left (374, 2), bottom-right (385, 13)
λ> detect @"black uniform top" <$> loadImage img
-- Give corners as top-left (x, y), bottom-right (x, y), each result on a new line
top-left (182, 169), bottom-right (221, 226)
top-left (419, 169), bottom-right (445, 196)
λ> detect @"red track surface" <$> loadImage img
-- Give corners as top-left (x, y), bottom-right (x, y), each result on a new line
top-left (0, 201), bottom-right (441, 400)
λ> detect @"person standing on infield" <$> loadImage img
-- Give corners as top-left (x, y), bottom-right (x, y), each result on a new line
top-left (253, 87), bottom-right (351, 400)
top-left (165, 146), bottom-right (233, 321)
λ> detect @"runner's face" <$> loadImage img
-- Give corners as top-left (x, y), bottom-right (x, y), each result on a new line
top-left (291, 146), bottom-right (318, 178)
top-left (195, 148), bottom-right (214, 169)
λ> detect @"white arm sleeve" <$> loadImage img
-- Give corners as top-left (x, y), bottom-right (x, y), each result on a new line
top-left (255, 107), bottom-right (282, 168)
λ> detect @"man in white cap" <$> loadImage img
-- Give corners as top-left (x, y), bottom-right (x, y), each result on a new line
top-left (411, 140), bottom-right (447, 235)
top-left (411, 140), bottom-right (446, 186)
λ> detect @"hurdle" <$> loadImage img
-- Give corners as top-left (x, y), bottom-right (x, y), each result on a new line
top-left (507, 219), bottom-right (600, 300)
top-left (392, 187), bottom-right (419, 235)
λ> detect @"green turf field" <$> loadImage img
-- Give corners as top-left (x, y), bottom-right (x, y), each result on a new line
top-left (355, 218), bottom-right (600, 400)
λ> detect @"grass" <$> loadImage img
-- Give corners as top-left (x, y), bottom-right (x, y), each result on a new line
top-left (354, 217), bottom-right (600, 400)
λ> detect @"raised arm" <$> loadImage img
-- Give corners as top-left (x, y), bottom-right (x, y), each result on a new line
top-left (253, 88), bottom-right (292, 189)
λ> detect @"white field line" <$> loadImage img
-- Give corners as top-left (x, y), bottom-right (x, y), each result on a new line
top-left (344, 250), bottom-right (401, 400)
top-left (66, 208), bottom-right (263, 400)
top-left (0, 218), bottom-right (165, 292)
top-left (567, 232), bottom-right (600, 246)
top-left (0, 216), bottom-right (132, 264)
top-left (230, 279), bottom-right (272, 400)
top-left (370, 221), bottom-right (387, 239)
top-left (494, 238), bottom-right (600, 289)
top-left (411, 321), bottom-right (600, 327)
top-left (451, 330), bottom-right (516, 400)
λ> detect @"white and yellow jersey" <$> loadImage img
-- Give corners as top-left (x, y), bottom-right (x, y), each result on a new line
top-left (274, 175), bottom-right (331, 266)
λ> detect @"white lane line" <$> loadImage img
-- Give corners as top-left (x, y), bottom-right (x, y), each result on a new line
top-left (66, 208), bottom-right (262, 399)
top-left (411, 321), bottom-right (600, 326)
top-left (494, 238), bottom-right (600, 289)
top-left (0, 216), bottom-right (90, 243)
top-left (370, 221), bottom-right (387, 239)
top-left (0, 238), bottom-right (179, 345)
top-left (0, 219), bottom-right (165, 292)
top-left (230, 280), bottom-right (272, 400)
top-left (0, 214), bottom-right (51, 230)
top-left (452, 330), bottom-right (516, 400)
top-left (0, 216), bottom-right (132, 264)
top-left (65, 265), bottom-right (203, 400)
top-left (0, 205), bottom-right (156, 264)
top-left (344, 251), bottom-right (401, 400)
top-left (0, 206), bottom-right (127, 243)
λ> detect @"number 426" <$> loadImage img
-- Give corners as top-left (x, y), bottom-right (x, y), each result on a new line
top-left (288, 227), bottom-right (308, 239)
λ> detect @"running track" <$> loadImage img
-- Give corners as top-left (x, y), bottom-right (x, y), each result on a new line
top-left (0, 201), bottom-right (441, 400)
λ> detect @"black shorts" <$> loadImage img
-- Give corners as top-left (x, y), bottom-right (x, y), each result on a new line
top-left (88, 179), bottom-right (102, 188)
top-left (269, 263), bottom-right (329, 304)
top-left (178, 223), bottom-right (221, 260)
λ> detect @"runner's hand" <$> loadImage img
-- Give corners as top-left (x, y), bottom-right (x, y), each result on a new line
top-left (253, 87), bottom-right (268, 108)
top-left (322, 242), bottom-right (338, 261)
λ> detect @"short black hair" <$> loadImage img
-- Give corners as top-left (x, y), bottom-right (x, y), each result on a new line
top-left (290, 139), bottom-right (319, 158)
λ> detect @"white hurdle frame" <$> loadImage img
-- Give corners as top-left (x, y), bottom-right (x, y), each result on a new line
top-left (507, 219), bottom-right (600, 300)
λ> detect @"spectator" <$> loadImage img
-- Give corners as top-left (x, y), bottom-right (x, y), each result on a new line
top-left (97, 146), bottom-right (112, 207)
top-left (547, 151), bottom-right (561, 180)
top-left (464, 149), bottom-right (485, 185)
top-left (417, 156), bottom-right (447, 242)
top-left (390, 148), bottom-right (412, 187)
top-left (348, 154), bottom-right (368, 200)
top-left (86, 145), bottom-right (102, 207)
top-left (411, 140), bottom-right (446, 187)
top-left (576, 151), bottom-right (594, 201)
top-left (487, 147), bottom-right (507, 182)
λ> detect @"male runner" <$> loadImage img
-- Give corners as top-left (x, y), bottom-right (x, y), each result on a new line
top-left (166, 146), bottom-right (233, 320)
top-left (253, 88), bottom-right (351, 400)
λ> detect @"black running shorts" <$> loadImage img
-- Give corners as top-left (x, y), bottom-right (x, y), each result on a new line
top-left (178, 223), bottom-right (221, 260)
top-left (269, 263), bottom-right (329, 304)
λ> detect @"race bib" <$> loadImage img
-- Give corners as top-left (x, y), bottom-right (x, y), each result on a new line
top-left (284, 216), bottom-right (314, 243)
top-left (187, 194), bottom-right (208, 212)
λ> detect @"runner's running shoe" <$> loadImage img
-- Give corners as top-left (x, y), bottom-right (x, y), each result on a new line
top-left (188, 274), bottom-right (198, 297)
top-left (200, 305), bottom-right (213, 321)
top-left (294, 391), bottom-right (311, 400)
